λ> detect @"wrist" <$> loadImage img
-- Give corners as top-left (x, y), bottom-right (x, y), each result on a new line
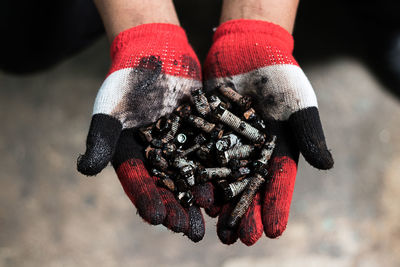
top-left (220, 0), bottom-right (299, 33)
top-left (110, 23), bottom-right (188, 58)
top-left (213, 19), bottom-right (294, 53)
top-left (94, 0), bottom-right (180, 42)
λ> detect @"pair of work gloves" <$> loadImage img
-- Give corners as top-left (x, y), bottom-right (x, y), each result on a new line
top-left (77, 20), bottom-right (333, 245)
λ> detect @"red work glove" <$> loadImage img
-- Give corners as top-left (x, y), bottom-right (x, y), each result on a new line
top-left (203, 20), bottom-right (334, 245)
top-left (77, 24), bottom-right (211, 241)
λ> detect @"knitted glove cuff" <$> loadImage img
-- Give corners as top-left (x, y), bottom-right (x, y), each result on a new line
top-left (111, 23), bottom-right (189, 59)
top-left (213, 19), bottom-right (294, 53)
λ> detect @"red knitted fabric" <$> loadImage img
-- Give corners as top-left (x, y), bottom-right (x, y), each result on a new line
top-left (204, 19), bottom-right (298, 79)
top-left (108, 23), bottom-right (201, 80)
top-left (263, 156), bottom-right (297, 238)
top-left (203, 20), bottom-right (310, 245)
top-left (116, 159), bottom-right (166, 225)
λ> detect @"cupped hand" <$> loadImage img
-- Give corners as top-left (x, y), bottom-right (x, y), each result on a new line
top-left (203, 19), bottom-right (334, 245)
top-left (77, 23), bottom-right (211, 241)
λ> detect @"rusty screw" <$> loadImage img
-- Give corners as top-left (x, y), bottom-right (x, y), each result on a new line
top-left (218, 85), bottom-right (252, 110)
top-left (218, 144), bottom-right (255, 165)
top-left (217, 177), bottom-right (251, 201)
top-left (196, 167), bottom-right (232, 183)
top-left (213, 104), bottom-right (265, 144)
top-left (191, 88), bottom-right (211, 117)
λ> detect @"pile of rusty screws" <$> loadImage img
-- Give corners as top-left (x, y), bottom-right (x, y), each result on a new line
top-left (139, 85), bottom-right (276, 227)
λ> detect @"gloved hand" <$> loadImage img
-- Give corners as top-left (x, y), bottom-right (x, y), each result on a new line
top-left (203, 19), bottom-right (334, 245)
top-left (77, 23), bottom-right (210, 242)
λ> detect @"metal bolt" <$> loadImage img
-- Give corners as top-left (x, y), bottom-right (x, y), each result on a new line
top-left (162, 142), bottom-right (176, 158)
top-left (231, 167), bottom-right (251, 179)
top-left (173, 157), bottom-right (197, 186)
top-left (154, 116), bottom-right (170, 134)
top-left (214, 104), bottom-right (265, 144)
top-left (139, 125), bottom-right (154, 142)
top-left (228, 159), bottom-right (249, 171)
top-left (173, 157), bottom-right (196, 169)
top-left (175, 104), bottom-right (192, 118)
top-left (187, 115), bottom-right (215, 133)
top-left (243, 108), bottom-right (256, 121)
top-left (228, 173), bottom-right (265, 228)
top-left (209, 95), bottom-right (222, 110)
top-left (208, 95), bottom-right (232, 110)
top-left (243, 108), bottom-right (266, 130)
top-left (196, 140), bottom-right (215, 160)
top-left (158, 114), bottom-right (181, 143)
top-left (180, 165), bottom-right (195, 186)
top-left (196, 167), bottom-right (232, 183)
top-left (215, 134), bottom-right (241, 152)
top-left (146, 148), bottom-right (169, 171)
top-left (174, 133), bottom-right (187, 145)
top-left (218, 144), bottom-right (255, 165)
top-left (218, 85), bottom-right (252, 110)
top-left (191, 88), bottom-right (211, 117)
top-left (217, 177), bottom-right (251, 201)
top-left (178, 134), bottom-right (206, 158)
top-left (254, 136), bottom-right (276, 176)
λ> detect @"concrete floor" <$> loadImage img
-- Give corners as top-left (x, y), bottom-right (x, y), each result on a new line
top-left (1, 37), bottom-right (400, 267)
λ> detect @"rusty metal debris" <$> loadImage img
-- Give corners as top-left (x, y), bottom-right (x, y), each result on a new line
top-left (139, 85), bottom-right (276, 223)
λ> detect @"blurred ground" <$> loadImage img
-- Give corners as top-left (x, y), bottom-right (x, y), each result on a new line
top-left (1, 17), bottom-right (400, 267)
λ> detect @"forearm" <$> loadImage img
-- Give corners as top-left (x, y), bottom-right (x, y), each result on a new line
top-left (220, 0), bottom-right (299, 33)
top-left (94, 0), bottom-right (180, 42)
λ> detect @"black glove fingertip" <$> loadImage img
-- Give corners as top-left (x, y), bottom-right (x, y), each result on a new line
top-left (77, 114), bottom-right (122, 176)
top-left (186, 206), bottom-right (205, 242)
top-left (289, 107), bottom-right (334, 170)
